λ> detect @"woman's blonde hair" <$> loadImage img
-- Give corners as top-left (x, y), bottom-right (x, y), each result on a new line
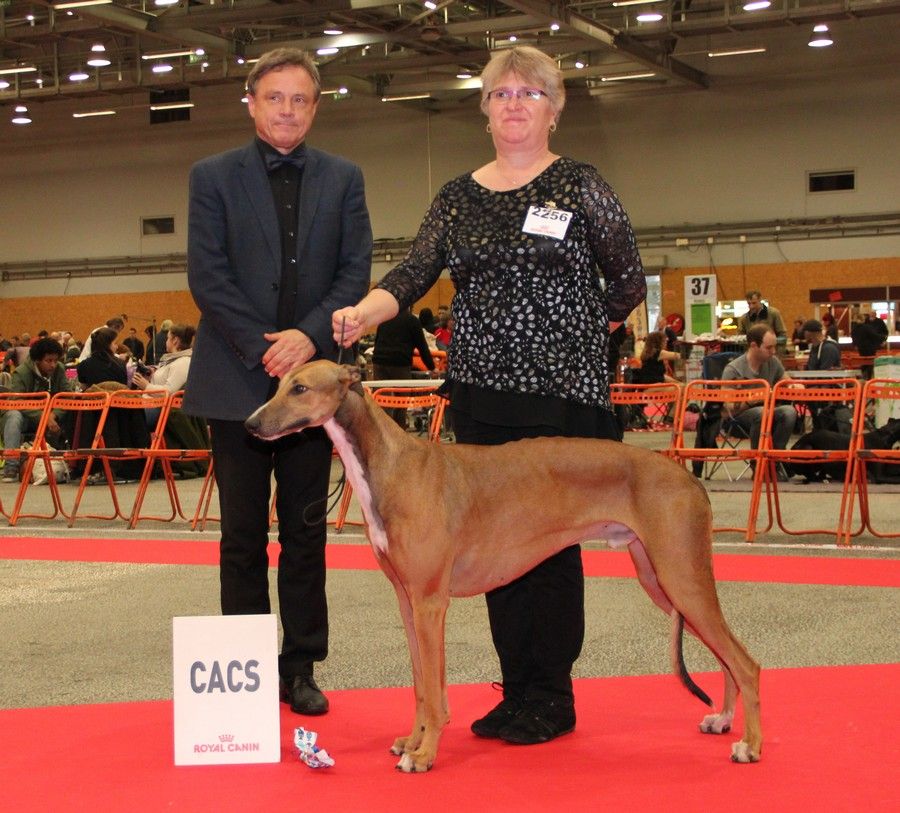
top-left (479, 45), bottom-right (566, 120)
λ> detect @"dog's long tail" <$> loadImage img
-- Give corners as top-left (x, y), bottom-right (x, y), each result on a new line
top-left (670, 612), bottom-right (713, 707)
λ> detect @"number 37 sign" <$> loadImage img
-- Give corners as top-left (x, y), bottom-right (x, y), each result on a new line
top-left (683, 274), bottom-right (717, 340)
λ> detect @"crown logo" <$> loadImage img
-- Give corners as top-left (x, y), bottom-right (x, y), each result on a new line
top-left (218, 734), bottom-right (235, 743)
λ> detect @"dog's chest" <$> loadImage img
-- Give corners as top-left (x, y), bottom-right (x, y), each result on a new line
top-left (324, 419), bottom-right (389, 554)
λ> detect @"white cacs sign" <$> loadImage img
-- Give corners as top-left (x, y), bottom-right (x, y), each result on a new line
top-left (172, 614), bottom-right (280, 765)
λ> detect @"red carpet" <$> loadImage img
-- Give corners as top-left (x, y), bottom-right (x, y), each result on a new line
top-left (1, 536), bottom-right (898, 587)
top-left (2, 664), bottom-right (897, 812)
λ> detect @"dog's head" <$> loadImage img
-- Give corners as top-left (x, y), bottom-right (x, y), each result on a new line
top-left (244, 360), bottom-right (361, 440)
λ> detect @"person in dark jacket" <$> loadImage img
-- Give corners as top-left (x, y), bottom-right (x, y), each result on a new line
top-left (1, 338), bottom-right (72, 482)
top-left (372, 307), bottom-right (436, 427)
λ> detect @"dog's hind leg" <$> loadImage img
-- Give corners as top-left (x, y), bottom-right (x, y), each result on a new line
top-left (671, 586), bottom-right (762, 763)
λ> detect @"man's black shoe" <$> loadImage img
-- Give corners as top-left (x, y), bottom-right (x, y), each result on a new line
top-left (280, 673), bottom-right (329, 716)
top-left (498, 696), bottom-right (575, 745)
top-left (470, 696), bottom-right (524, 739)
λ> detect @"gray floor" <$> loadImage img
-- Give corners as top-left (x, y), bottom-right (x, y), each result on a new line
top-left (1, 428), bottom-right (898, 711)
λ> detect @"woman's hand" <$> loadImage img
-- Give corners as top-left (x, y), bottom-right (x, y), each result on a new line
top-left (332, 307), bottom-right (366, 347)
top-left (132, 372), bottom-right (148, 390)
top-left (332, 290), bottom-right (401, 347)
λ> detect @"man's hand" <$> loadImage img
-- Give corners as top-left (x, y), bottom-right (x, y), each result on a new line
top-left (262, 329), bottom-right (316, 379)
top-left (47, 416), bottom-right (62, 436)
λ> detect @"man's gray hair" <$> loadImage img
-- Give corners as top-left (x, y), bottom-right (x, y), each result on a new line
top-left (245, 48), bottom-right (321, 100)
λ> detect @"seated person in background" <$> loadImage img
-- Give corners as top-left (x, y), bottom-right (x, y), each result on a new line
top-left (76, 327), bottom-right (149, 483)
top-left (132, 323), bottom-right (195, 427)
top-left (722, 324), bottom-right (796, 451)
top-left (633, 331), bottom-right (680, 385)
top-left (373, 308), bottom-right (436, 428)
top-left (121, 327), bottom-right (145, 363)
top-left (78, 315), bottom-right (126, 363)
top-left (1, 338), bottom-right (72, 483)
top-left (655, 315), bottom-right (678, 351)
top-left (791, 319), bottom-right (808, 351)
top-left (850, 312), bottom-right (888, 356)
top-left (434, 313), bottom-right (453, 350)
top-left (64, 337), bottom-right (82, 365)
top-left (821, 312), bottom-right (839, 341)
top-left (803, 319), bottom-right (841, 371)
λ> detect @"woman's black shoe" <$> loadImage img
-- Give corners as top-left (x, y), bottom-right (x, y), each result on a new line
top-left (470, 696), bottom-right (524, 738)
top-left (498, 697), bottom-right (575, 745)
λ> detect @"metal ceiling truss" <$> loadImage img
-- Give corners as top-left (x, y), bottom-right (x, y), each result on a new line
top-left (0, 0), bottom-right (898, 109)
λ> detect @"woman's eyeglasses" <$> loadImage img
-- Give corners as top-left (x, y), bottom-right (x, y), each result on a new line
top-left (487, 88), bottom-right (547, 103)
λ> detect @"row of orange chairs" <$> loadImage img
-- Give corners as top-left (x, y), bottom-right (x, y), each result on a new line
top-left (0, 389), bottom-right (209, 528)
top-left (4, 379), bottom-right (896, 546)
top-left (626, 377), bottom-right (899, 546)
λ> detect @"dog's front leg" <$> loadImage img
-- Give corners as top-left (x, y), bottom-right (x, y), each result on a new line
top-left (395, 590), bottom-right (450, 773)
top-left (386, 576), bottom-right (429, 760)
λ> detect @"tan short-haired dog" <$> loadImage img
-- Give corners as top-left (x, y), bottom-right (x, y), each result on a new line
top-left (246, 361), bottom-right (762, 772)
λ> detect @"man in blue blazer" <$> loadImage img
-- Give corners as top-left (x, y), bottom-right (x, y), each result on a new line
top-left (184, 48), bottom-right (372, 715)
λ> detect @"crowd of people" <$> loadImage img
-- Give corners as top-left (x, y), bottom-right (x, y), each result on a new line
top-left (0, 315), bottom-right (196, 484)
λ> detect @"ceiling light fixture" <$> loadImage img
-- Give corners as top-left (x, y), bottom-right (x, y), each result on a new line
top-left (73, 109), bottom-right (117, 118)
top-left (150, 101), bottom-right (194, 111)
top-left (708, 46), bottom-right (767, 57)
top-left (322, 87), bottom-right (349, 96)
top-left (142, 49), bottom-right (204, 60)
top-left (456, 71), bottom-right (472, 79)
top-left (550, 22), bottom-right (560, 31)
top-left (423, 1), bottom-right (438, 9)
top-left (69, 68), bottom-right (90, 81)
top-left (808, 24), bottom-right (834, 47)
top-left (53, 0), bottom-right (112, 8)
top-left (574, 60), bottom-right (586, 69)
top-left (87, 44), bottom-right (111, 67)
top-left (601, 71), bottom-right (657, 82)
top-left (381, 93), bottom-right (431, 102)
top-left (152, 62), bottom-right (174, 74)
top-left (154, 0), bottom-right (179, 6)
top-left (0, 79), bottom-right (10, 89)
top-left (636, 10), bottom-right (663, 22)
top-left (323, 28), bottom-right (343, 36)
top-left (742, 0), bottom-right (771, 10)
top-left (316, 47), bottom-right (339, 56)
top-left (612, 0), bottom-right (660, 6)
top-left (0, 66), bottom-right (37, 75)
top-left (12, 105), bottom-right (32, 124)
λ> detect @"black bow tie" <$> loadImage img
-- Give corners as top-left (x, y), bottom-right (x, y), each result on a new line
top-left (264, 151), bottom-right (305, 173)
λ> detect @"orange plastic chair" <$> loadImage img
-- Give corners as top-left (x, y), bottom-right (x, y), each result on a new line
top-left (10, 390), bottom-right (111, 526)
top-left (670, 378), bottom-right (771, 541)
top-left (332, 386), bottom-right (446, 532)
top-left (189, 419), bottom-right (276, 532)
top-left (757, 377), bottom-right (863, 545)
top-left (842, 378), bottom-right (900, 543)
top-left (413, 349), bottom-right (447, 373)
top-left (0, 392), bottom-right (51, 521)
top-left (127, 390), bottom-right (211, 528)
top-left (610, 382), bottom-right (681, 439)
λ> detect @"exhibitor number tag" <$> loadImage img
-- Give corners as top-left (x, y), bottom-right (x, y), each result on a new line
top-left (522, 205), bottom-right (572, 240)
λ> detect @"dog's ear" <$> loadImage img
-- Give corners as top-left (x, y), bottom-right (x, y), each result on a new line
top-left (342, 364), bottom-right (365, 396)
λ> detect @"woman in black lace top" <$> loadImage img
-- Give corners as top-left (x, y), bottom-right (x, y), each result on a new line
top-left (334, 46), bottom-right (646, 746)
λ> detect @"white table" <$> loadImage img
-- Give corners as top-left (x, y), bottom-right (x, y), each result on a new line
top-left (363, 379), bottom-right (444, 389)
top-left (789, 369), bottom-right (862, 380)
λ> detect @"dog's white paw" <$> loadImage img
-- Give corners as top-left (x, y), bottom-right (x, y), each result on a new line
top-left (731, 740), bottom-right (760, 763)
top-left (699, 710), bottom-right (734, 735)
top-left (395, 752), bottom-right (432, 773)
